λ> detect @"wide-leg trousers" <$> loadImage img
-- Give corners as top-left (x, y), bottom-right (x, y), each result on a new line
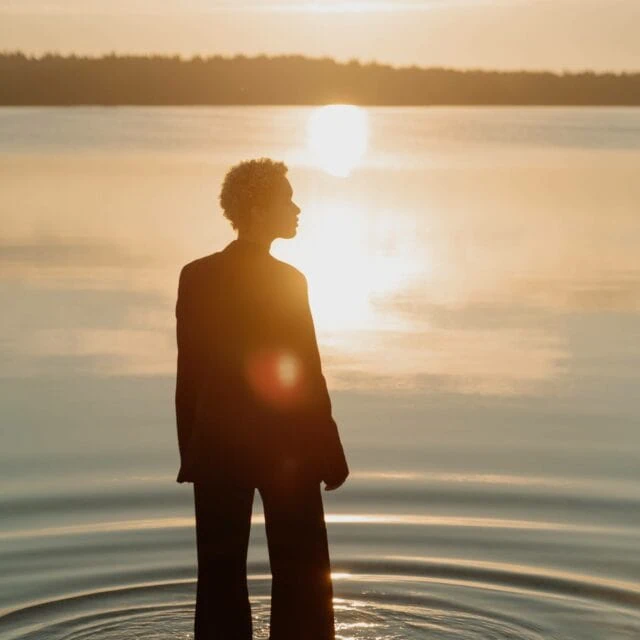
top-left (192, 463), bottom-right (336, 640)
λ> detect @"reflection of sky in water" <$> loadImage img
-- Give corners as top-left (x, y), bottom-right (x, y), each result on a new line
top-left (1, 107), bottom-right (639, 402)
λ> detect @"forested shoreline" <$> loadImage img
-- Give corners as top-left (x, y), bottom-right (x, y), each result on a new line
top-left (1, 52), bottom-right (639, 106)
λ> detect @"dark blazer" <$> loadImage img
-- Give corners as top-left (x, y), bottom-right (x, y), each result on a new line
top-left (174, 238), bottom-right (349, 487)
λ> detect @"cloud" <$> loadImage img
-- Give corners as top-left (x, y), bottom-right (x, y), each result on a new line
top-left (376, 270), bottom-right (640, 322)
top-left (1, 327), bottom-right (174, 377)
top-left (0, 272), bottom-right (175, 378)
top-left (0, 235), bottom-right (153, 270)
top-left (508, 274), bottom-right (640, 314)
top-left (0, 0), bottom-right (526, 16)
top-left (320, 323), bottom-right (567, 396)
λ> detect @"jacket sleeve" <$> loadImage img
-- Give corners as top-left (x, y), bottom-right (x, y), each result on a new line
top-left (174, 264), bottom-right (200, 465)
top-left (298, 274), bottom-right (349, 483)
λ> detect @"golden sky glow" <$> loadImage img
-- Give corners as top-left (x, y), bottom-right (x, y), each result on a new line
top-left (1, 1), bottom-right (639, 71)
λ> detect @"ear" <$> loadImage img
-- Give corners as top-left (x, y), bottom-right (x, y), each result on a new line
top-left (247, 205), bottom-right (260, 230)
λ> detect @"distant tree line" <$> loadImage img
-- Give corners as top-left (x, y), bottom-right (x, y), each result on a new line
top-left (1, 52), bottom-right (639, 106)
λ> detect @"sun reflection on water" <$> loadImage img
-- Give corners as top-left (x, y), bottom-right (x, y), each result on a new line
top-left (281, 199), bottom-right (425, 333)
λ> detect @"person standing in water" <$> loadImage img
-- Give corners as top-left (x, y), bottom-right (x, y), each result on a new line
top-left (174, 158), bottom-right (350, 639)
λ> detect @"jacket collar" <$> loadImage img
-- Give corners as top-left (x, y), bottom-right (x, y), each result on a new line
top-left (224, 238), bottom-right (272, 257)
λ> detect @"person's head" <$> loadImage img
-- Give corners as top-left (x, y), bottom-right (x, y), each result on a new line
top-left (219, 158), bottom-right (301, 241)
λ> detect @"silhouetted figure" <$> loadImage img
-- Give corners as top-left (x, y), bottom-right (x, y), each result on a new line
top-left (175, 158), bottom-right (349, 639)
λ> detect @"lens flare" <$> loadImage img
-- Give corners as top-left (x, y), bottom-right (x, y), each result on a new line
top-left (245, 347), bottom-right (307, 410)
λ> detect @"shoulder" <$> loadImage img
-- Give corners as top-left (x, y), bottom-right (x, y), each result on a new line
top-left (270, 257), bottom-right (308, 289)
top-left (178, 252), bottom-right (221, 284)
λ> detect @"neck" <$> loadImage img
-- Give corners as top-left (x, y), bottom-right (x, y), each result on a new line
top-left (236, 231), bottom-right (272, 253)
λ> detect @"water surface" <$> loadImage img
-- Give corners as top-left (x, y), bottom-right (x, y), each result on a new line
top-left (1, 106), bottom-right (639, 639)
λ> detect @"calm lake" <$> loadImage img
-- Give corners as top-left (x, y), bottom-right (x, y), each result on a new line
top-left (1, 106), bottom-right (639, 639)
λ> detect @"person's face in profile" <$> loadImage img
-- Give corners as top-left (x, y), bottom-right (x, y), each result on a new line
top-left (265, 176), bottom-right (301, 239)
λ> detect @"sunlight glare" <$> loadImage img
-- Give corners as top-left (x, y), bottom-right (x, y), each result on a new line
top-left (307, 105), bottom-right (369, 177)
top-left (280, 200), bottom-right (424, 332)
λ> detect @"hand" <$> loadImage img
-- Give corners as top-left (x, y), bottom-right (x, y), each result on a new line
top-left (323, 467), bottom-right (349, 491)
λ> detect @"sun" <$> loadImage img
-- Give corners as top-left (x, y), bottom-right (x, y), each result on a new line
top-left (307, 104), bottom-right (369, 177)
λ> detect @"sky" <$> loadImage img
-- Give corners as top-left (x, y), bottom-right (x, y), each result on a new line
top-left (1, 0), bottom-right (639, 71)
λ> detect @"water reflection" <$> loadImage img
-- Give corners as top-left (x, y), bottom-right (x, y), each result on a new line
top-left (307, 104), bottom-right (369, 177)
top-left (2, 107), bottom-right (640, 640)
top-left (1, 108), bottom-right (639, 400)
top-left (3, 511), bottom-right (626, 541)
top-left (280, 198), bottom-right (423, 332)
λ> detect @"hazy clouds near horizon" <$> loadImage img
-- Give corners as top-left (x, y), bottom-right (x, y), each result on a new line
top-left (0, 0), bottom-right (639, 72)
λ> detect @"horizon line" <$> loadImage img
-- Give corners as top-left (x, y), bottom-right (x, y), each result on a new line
top-left (2, 50), bottom-right (639, 77)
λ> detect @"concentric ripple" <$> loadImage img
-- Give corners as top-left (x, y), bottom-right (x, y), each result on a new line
top-left (3, 557), bottom-right (640, 640)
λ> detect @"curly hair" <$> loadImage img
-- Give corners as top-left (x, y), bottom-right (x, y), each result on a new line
top-left (219, 158), bottom-right (289, 231)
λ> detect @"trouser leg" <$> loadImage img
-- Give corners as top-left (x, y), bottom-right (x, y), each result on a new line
top-left (193, 480), bottom-right (255, 640)
top-left (259, 465), bottom-right (335, 640)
